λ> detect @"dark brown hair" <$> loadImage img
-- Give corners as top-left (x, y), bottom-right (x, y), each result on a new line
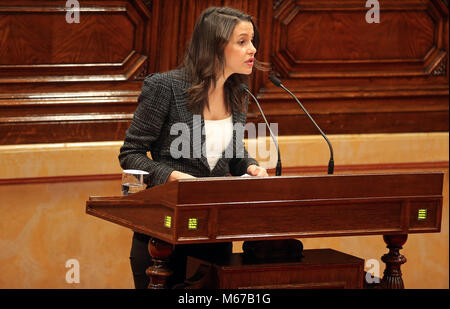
top-left (181, 7), bottom-right (267, 114)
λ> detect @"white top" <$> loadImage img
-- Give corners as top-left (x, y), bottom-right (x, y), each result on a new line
top-left (204, 115), bottom-right (233, 170)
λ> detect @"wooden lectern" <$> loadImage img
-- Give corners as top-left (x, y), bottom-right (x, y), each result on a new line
top-left (86, 172), bottom-right (443, 289)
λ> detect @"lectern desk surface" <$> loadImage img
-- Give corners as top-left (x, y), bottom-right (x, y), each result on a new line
top-left (86, 173), bottom-right (443, 245)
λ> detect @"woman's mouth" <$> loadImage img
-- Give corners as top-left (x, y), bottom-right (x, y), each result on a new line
top-left (245, 58), bottom-right (254, 66)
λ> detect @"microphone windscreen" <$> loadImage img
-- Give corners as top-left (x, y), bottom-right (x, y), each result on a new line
top-left (269, 75), bottom-right (282, 87)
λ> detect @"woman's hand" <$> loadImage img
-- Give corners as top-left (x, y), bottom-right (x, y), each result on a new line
top-left (167, 170), bottom-right (196, 182)
top-left (246, 165), bottom-right (269, 177)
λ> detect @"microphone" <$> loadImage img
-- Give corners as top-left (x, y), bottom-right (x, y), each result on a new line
top-left (240, 84), bottom-right (282, 176)
top-left (269, 75), bottom-right (334, 174)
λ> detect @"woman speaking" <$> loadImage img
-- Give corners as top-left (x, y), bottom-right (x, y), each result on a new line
top-left (119, 6), bottom-right (268, 289)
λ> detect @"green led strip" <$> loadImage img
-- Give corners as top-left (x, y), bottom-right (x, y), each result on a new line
top-left (418, 209), bottom-right (427, 220)
top-left (188, 218), bottom-right (198, 230)
top-left (164, 215), bottom-right (172, 228)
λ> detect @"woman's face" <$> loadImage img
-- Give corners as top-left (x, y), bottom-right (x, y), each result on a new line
top-left (223, 21), bottom-right (257, 78)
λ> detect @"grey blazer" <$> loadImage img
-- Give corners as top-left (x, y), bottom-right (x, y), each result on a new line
top-left (119, 69), bottom-right (259, 188)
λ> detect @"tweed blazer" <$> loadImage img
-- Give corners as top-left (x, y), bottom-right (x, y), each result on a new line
top-left (118, 68), bottom-right (259, 188)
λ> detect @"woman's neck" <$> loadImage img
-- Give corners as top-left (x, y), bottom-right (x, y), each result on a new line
top-left (208, 73), bottom-right (228, 104)
top-left (211, 73), bottom-right (227, 93)
top-left (204, 75), bottom-right (230, 120)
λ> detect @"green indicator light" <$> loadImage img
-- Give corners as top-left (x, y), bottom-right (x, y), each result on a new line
top-left (164, 215), bottom-right (172, 228)
top-left (188, 218), bottom-right (198, 230)
top-left (418, 209), bottom-right (427, 220)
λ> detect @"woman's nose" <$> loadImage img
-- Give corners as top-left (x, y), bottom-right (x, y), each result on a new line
top-left (249, 42), bottom-right (256, 54)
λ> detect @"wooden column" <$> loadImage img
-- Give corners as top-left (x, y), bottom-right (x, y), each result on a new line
top-left (381, 234), bottom-right (408, 289)
top-left (146, 238), bottom-right (174, 289)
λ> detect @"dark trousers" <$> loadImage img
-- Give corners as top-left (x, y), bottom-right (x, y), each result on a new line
top-left (130, 232), bottom-right (232, 289)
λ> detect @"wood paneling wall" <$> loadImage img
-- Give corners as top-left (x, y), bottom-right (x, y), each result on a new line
top-left (0, 0), bottom-right (448, 144)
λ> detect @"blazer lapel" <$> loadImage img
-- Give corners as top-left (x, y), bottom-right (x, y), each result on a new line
top-left (171, 69), bottom-right (249, 175)
top-left (170, 69), bottom-right (210, 171)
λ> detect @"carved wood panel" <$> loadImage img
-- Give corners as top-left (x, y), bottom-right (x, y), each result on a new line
top-left (252, 0), bottom-right (448, 135)
top-left (0, 0), bottom-right (151, 144)
top-left (0, 0), bottom-right (448, 144)
top-left (0, 0), bottom-right (151, 82)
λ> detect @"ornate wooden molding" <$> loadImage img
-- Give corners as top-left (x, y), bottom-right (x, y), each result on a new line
top-left (432, 57), bottom-right (447, 76)
top-left (273, 0), bottom-right (284, 10)
top-left (270, 0), bottom-right (448, 79)
top-left (142, 0), bottom-right (153, 13)
top-left (0, 0), bottom-right (448, 144)
top-left (0, 1), bottom-right (151, 83)
top-left (133, 59), bottom-right (149, 81)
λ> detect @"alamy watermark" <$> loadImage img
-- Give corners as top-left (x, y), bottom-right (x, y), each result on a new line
top-left (365, 258), bottom-right (381, 284)
top-left (169, 115), bottom-right (278, 164)
top-left (65, 258), bottom-right (80, 284)
top-left (64, 1), bottom-right (381, 28)
top-left (65, 0), bottom-right (80, 24)
top-left (365, 0), bottom-right (380, 24)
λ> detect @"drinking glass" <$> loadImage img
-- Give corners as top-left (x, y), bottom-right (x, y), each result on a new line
top-left (121, 169), bottom-right (149, 195)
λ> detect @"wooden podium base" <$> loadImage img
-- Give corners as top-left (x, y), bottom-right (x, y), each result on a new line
top-left (185, 249), bottom-right (364, 289)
